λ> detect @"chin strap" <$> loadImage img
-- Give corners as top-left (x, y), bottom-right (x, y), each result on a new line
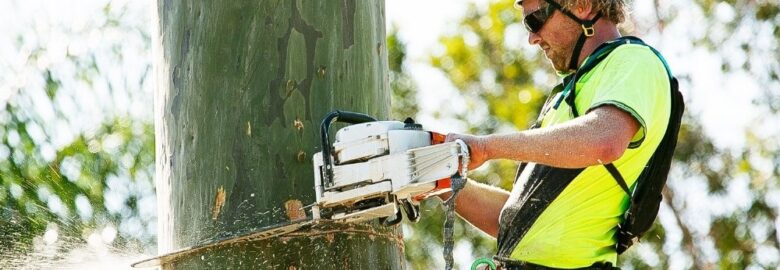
top-left (542, 0), bottom-right (602, 71)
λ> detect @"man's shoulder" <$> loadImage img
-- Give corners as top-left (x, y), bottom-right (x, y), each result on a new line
top-left (600, 43), bottom-right (665, 70)
top-left (588, 42), bottom-right (668, 83)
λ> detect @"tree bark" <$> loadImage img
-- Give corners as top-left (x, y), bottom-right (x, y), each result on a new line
top-left (153, 0), bottom-right (402, 268)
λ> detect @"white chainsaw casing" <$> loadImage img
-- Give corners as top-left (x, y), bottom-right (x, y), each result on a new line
top-left (333, 121), bottom-right (431, 164)
top-left (313, 120), bottom-right (468, 223)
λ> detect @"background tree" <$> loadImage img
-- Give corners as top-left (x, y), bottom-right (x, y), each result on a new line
top-left (154, 1), bottom-right (403, 269)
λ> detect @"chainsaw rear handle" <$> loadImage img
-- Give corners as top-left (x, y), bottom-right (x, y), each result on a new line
top-left (320, 110), bottom-right (379, 187)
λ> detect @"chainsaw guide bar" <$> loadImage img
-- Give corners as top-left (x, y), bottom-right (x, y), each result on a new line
top-left (131, 219), bottom-right (317, 268)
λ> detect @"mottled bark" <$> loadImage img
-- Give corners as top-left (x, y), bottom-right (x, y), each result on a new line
top-left (153, 0), bottom-right (402, 268)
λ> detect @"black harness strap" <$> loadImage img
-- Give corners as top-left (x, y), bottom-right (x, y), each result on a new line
top-left (497, 164), bottom-right (585, 257)
top-left (494, 257), bottom-right (620, 270)
top-left (605, 163), bottom-right (631, 195)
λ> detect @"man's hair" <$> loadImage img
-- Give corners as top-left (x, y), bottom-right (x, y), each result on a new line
top-left (518, 0), bottom-right (629, 24)
top-left (564, 0), bottom-right (629, 24)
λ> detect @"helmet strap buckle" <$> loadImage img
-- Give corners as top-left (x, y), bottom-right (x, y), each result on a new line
top-left (581, 24), bottom-right (595, 37)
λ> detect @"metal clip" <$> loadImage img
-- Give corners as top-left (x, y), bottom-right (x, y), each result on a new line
top-left (582, 24), bottom-right (595, 37)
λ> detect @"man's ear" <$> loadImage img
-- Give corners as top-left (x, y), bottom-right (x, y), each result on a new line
top-left (573, 0), bottom-right (596, 20)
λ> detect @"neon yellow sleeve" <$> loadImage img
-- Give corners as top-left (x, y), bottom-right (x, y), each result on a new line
top-left (582, 45), bottom-right (670, 148)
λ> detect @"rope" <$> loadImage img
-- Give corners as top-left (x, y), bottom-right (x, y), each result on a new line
top-left (443, 140), bottom-right (469, 270)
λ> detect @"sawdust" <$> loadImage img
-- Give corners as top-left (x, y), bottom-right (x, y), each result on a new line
top-left (211, 186), bottom-right (226, 220)
top-left (279, 222), bottom-right (400, 244)
top-left (138, 220), bottom-right (402, 267)
top-left (284, 200), bottom-right (306, 222)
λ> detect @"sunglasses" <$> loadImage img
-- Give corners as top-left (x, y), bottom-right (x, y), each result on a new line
top-left (516, 0), bottom-right (556, 33)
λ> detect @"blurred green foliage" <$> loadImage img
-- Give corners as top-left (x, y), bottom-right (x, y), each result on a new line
top-left (388, 28), bottom-right (420, 121)
top-left (0, 0), bottom-right (155, 267)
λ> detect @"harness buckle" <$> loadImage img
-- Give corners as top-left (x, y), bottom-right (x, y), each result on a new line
top-left (581, 24), bottom-right (595, 36)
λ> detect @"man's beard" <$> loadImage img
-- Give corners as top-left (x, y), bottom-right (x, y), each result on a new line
top-left (546, 46), bottom-right (574, 74)
top-left (542, 21), bottom-right (581, 74)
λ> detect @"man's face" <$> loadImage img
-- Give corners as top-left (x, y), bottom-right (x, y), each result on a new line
top-left (521, 0), bottom-right (580, 73)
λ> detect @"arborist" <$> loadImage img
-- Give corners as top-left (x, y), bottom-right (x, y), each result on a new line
top-left (435, 0), bottom-right (684, 269)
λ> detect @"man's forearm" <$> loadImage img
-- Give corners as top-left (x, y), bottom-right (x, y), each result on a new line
top-left (483, 106), bottom-right (639, 168)
top-left (484, 127), bottom-right (606, 168)
top-left (449, 180), bottom-right (509, 238)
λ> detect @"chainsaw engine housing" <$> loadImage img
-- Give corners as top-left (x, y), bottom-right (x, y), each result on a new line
top-left (312, 115), bottom-right (466, 224)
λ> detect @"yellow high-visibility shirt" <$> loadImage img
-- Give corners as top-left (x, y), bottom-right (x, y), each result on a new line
top-left (504, 44), bottom-right (672, 268)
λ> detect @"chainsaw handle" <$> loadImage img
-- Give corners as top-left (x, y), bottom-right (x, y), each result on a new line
top-left (327, 110), bottom-right (377, 124)
top-left (320, 110), bottom-right (378, 187)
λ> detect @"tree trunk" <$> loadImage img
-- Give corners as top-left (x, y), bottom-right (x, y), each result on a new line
top-left (153, 0), bottom-right (403, 269)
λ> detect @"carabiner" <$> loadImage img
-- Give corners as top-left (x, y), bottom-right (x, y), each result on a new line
top-left (471, 257), bottom-right (497, 270)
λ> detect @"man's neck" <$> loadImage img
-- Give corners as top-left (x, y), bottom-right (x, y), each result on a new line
top-left (575, 20), bottom-right (621, 69)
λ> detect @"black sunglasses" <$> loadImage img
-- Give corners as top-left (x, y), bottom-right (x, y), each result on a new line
top-left (516, 0), bottom-right (556, 33)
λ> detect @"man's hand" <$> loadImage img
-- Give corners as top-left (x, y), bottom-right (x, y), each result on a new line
top-left (446, 133), bottom-right (489, 170)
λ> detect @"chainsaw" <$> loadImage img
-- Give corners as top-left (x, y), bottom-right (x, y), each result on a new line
top-left (131, 110), bottom-right (469, 268)
top-left (311, 110), bottom-right (470, 225)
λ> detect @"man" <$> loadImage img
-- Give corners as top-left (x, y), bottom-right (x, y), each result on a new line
top-left (441, 0), bottom-right (674, 269)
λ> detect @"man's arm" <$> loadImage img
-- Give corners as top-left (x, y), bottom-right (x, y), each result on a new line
top-left (440, 105), bottom-right (639, 237)
top-left (451, 105), bottom-right (640, 169)
top-left (441, 179), bottom-right (509, 238)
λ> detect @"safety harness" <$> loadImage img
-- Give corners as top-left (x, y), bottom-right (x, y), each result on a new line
top-left (480, 36), bottom-right (684, 270)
